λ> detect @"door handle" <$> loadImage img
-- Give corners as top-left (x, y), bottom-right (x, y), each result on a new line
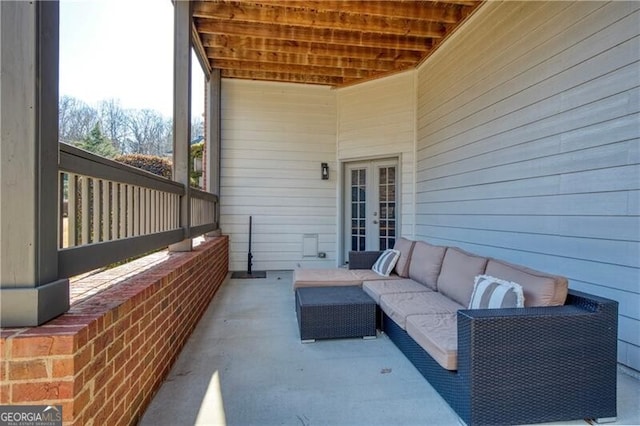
top-left (373, 220), bottom-right (379, 224)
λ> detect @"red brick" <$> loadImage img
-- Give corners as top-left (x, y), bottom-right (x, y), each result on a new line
top-left (12, 380), bottom-right (73, 401)
top-left (93, 368), bottom-right (111, 395)
top-left (8, 359), bottom-right (48, 380)
top-left (123, 322), bottom-right (139, 345)
top-left (0, 384), bottom-right (9, 403)
top-left (112, 345), bottom-right (131, 371)
top-left (106, 368), bottom-right (126, 397)
top-left (93, 327), bottom-right (114, 355)
top-left (60, 400), bottom-right (74, 423)
top-left (107, 336), bottom-right (125, 362)
top-left (74, 344), bottom-right (92, 371)
top-left (10, 336), bottom-right (53, 358)
top-left (52, 357), bottom-right (75, 378)
top-left (114, 315), bottom-right (131, 338)
top-left (73, 388), bottom-right (91, 417)
top-left (82, 352), bottom-right (106, 383)
top-left (51, 335), bottom-right (76, 355)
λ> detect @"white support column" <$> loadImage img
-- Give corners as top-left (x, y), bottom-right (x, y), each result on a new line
top-left (205, 69), bottom-right (221, 234)
top-left (169, 0), bottom-right (193, 252)
top-left (0, 1), bottom-right (69, 326)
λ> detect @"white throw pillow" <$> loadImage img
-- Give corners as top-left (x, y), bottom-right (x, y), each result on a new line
top-left (372, 249), bottom-right (401, 277)
top-left (469, 275), bottom-right (525, 309)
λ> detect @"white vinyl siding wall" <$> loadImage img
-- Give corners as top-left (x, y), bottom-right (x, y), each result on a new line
top-left (337, 71), bottom-right (416, 238)
top-left (415, 1), bottom-right (640, 370)
top-left (220, 80), bottom-right (337, 271)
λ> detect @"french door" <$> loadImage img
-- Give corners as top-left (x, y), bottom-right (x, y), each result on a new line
top-left (344, 159), bottom-right (398, 261)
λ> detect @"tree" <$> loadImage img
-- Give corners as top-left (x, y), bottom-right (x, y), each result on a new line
top-left (125, 109), bottom-right (171, 156)
top-left (98, 98), bottom-right (128, 153)
top-left (191, 116), bottom-right (204, 141)
top-left (59, 95), bottom-right (99, 143)
top-left (76, 122), bottom-right (118, 159)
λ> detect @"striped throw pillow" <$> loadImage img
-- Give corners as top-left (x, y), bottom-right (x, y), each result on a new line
top-left (372, 249), bottom-right (401, 277)
top-left (469, 275), bottom-right (525, 309)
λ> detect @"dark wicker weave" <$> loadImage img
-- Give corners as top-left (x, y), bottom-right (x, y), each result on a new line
top-left (383, 289), bottom-right (618, 426)
top-left (348, 251), bottom-right (383, 270)
top-left (296, 286), bottom-right (377, 341)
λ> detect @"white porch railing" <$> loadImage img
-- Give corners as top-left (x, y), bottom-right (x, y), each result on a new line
top-left (58, 143), bottom-right (218, 278)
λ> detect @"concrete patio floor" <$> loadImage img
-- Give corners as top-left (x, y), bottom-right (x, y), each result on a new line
top-left (140, 271), bottom-right (640, 426)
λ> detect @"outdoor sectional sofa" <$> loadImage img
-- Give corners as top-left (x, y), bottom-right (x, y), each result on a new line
top-left (293, 237), bottom-right (619, 426)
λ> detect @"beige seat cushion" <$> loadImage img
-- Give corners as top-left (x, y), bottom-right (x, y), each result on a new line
top-left (437, 248), bottom-right (489, 307)
top-left (408, 241), bottom-right (447, 290)
top-left (406, 314), bottom-right (458, 370)
top-left (363, 279), bottom-right (432, 304)
top-left (379, 292), bottom-right (464, 329)
top-left (485, 259), bottom-right (568, 307)
top-left (293, 268), bottom-right (400, 290)
top-left (392, 237), bottom-right (416, 278)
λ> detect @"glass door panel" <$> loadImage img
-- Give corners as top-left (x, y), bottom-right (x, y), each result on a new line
top-left (350, 168), bottom-right (366, 252)
top-left (343, 159), bottom-right (399, 261)
top-left (378, 165), bottom-right (396, 250)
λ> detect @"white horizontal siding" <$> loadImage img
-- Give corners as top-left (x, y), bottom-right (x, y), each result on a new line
top-left (220, 79), bottom-right (337, 271)
top-left (416, 1), bottom-right (640, 370)
top-left (336, 71), bottom-right (416, 238)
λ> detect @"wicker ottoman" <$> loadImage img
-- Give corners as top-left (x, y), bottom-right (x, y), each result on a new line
top-left (295, 286), bottom-right (377, 342)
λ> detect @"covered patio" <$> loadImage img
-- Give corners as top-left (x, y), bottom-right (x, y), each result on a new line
top-left (1, 0), bottom-right (638, 425)
top-left (142, 272), bottom-right (640, 425)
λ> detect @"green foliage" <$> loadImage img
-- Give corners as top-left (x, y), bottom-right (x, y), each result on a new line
top-left (191, 141), bottom-right (204, 159)
top-left (190, 141), bottom-right (204, 188)
top-left (114, 154), bottom-right (172, 179)
top-left (75, 122), bottom-right (119, 158)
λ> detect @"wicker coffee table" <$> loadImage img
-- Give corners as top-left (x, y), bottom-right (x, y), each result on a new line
top-left (295, 286), bottom-right (377, 342)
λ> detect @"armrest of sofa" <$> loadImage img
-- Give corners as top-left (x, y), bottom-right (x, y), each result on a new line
top-left (455, 289), bottom-right (618, 423)
top-left (348, 251), bottom-right (383, 270)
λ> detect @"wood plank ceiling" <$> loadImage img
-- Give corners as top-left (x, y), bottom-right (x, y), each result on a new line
top-left (192, 0), bottom-right (483, 87)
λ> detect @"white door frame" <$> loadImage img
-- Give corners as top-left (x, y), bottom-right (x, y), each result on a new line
top-left (340, 157), bottom-right (400, 264)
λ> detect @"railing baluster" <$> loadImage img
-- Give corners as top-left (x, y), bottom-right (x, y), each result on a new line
top-left (59, 172), bottom-right (65, 249)
top-left (127, 185), bottom-right (136, 237)
top-left (68, 173), bottom-right (77, 247)
top-left (92, 178), bottom-right (100, 242)
top-left (80, 177), bottom-right (90, 245)
top-left (112, 182), bottom-right (119, 239)
top-left (145, 188), bottom-right (151, 235)
top-left (119, 184), bottom-right (126, 238)
top-left (102, 181), bottom-right (110, 241)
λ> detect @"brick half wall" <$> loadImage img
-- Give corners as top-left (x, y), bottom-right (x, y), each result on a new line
top-left (0, 236), bottom-right (229, 425)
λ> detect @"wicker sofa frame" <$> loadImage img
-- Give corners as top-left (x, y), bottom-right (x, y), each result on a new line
top-left (350, 251), bottom-right (618, 426)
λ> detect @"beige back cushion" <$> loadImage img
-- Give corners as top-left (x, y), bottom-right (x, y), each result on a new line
top-left (408, 241), bottom-right (447, 290)
top-left (393, 237), bottom-right (416, 278)
top-left (437, 248), bottom-right (489, 307)
top-left (485, 259), bottom-right (568, 307)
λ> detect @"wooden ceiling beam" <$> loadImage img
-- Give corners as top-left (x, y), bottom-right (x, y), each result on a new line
top-left (221, 69), bottom-right (344, 85)
top-left (193, 1), bottom-right (457, 36)
top-left (206, 47), bottom-right (399, 72)
top-left (201, 34), bottom-right (427, 62)
top-left (213, 58), bottom-right (374, 79)
top-left (230, 0), bottom-right (477, 20)
top-left (195, 18), bottom-right (437, 50)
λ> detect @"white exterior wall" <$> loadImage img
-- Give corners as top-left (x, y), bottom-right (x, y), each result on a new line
top-left (415, 1), bottom-right (640, 370)
top-left (220, 80), bottom-right (337, 271)
top-left (337, 71), bottom-right (416, 238)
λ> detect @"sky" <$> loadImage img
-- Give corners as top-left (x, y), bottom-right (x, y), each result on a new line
top-left (59, 0), bottom-right (205, 119)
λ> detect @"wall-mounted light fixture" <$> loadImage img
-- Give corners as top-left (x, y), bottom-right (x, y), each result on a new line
top-left (321, 162), bottom-right (329, 180)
